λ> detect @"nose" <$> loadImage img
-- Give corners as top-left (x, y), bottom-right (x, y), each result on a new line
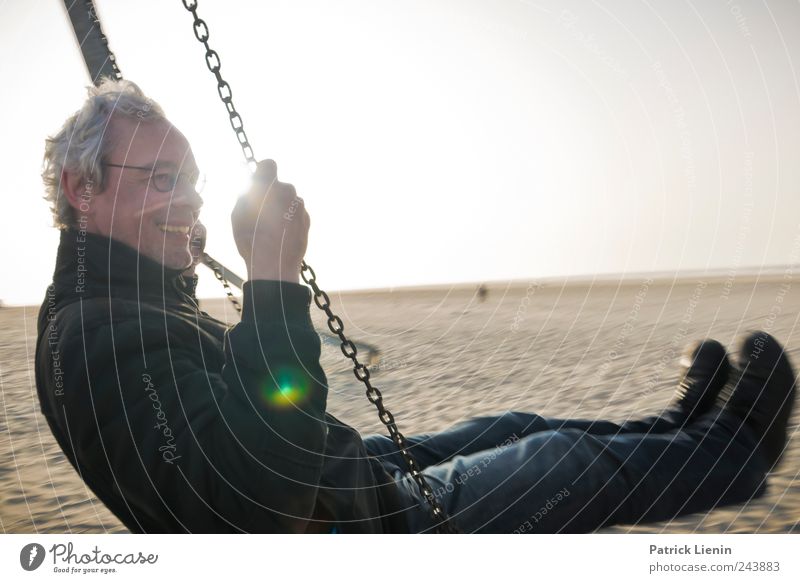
top-left (171, 183), bottom-right (204, 213)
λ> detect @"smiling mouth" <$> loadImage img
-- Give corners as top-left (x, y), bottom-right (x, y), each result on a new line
top-left (157, 224), bottom-right (191, 235)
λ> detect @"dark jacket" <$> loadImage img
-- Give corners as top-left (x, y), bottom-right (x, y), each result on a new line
top-left (35, 229), bottom-right (410, 533)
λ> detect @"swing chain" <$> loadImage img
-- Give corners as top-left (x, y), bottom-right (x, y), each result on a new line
top-left (180, 0), bottom-right (461, 534)
top-left (202, 253), bottom-right (243, 314)
top-left (181, 0), bottom-right (257, 172)
top-left (300, 264), bottom-right (462, 534)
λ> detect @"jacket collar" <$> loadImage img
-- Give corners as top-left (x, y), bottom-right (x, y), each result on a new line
top-left (51, 228), bottom-right (195, 306)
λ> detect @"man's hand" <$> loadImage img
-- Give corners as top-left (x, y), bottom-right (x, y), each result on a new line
top-left (231, 160), bottom-right (309, 284)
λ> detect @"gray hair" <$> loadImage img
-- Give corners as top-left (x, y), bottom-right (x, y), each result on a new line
top-left (42, 78), bottom-right (166, 229)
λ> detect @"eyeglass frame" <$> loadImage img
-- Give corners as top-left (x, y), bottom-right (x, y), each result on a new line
top-left (103, 162), bottom-right (206, 194)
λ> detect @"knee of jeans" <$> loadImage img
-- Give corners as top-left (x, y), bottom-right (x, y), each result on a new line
top-left (523, 429), bottom-right (593, 472)
top-left (503, 410), bottom-right (548, 435)
top-left (450, 411), bottom-right (543, 442)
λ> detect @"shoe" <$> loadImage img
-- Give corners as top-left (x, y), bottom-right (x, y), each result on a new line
top-left (718, 331), bottom-right (796, 470)
top-left (672, 339), bottom-right (731, 422)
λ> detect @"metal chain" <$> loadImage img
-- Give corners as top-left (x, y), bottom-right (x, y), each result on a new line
top-left (84, 0), bottom-right (123, 81)
top-left (300, 265), bottom-right (461, 534)
top-left (202, 253), bottom-right (242, 314)
top-left (180, 0), bottom-right (461, 534)
top-left (181, 0), bottom-right (257, 173)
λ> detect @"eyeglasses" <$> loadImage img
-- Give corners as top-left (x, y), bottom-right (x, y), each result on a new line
top-left (104, 162), bottom-right (206, 194)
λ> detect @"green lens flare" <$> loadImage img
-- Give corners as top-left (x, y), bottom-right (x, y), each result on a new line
top-left (261, 367), bottom-right (309, 407)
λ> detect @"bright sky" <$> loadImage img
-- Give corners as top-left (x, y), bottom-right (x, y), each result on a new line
top-left (1, 0), bottom-right (799, 306)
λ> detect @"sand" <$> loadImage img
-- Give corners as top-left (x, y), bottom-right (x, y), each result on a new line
top-left (1, 275), bottom-right (798, 533)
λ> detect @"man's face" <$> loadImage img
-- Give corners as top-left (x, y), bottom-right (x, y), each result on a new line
top-left (78, 115), bottom-right (204, 270)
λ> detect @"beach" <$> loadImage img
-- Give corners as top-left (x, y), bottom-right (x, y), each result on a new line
top-left (1, 275), bottom-right (798, 533)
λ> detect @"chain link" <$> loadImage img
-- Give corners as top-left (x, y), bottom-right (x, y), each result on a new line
top-left (181, 0), bottom-right (257, 172)
top-left (300, 265), bottom-right (461, 533)
top-left (180, 0), bottom-right (461, 534)
top-left (201, 253), bottom-right (242, 314)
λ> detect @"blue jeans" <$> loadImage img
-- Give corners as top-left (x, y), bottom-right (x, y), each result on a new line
top-left (362, 409), bottom-right (769, 533)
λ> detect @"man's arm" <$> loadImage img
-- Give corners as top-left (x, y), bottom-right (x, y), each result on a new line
top-left (51, 278), bottom-right (327, 533)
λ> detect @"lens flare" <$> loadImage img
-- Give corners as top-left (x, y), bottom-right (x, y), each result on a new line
top-left (261, 367), bottom-right (309, 407)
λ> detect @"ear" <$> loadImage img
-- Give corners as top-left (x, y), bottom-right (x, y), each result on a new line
top-left (60, 170), bottom-right (98, 222)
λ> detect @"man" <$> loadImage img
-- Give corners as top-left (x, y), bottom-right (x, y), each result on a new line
top-left (36, 79), bottom-right (796, 533)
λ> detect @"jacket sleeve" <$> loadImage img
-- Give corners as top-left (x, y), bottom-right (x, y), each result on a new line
top-left (55, 280), bottom-right (329, 533)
